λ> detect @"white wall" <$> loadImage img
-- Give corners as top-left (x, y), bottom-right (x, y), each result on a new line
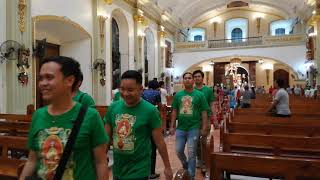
top-left (60, 39), bottom-right (93, 95)
top-left (0, 0), bottom-right (6, 113)
top-left (173, 45), bottom-right (306, 80)
top-left (31, 0), bottom-right (93, 36)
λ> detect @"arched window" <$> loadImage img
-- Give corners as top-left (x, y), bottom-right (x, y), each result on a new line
top-left (275, 28), bottom-right (286, 36)
top-left (187, 28), bottom-right (205, 41)
top-left (231, 28), bottom-right (243, 42)
top-left (112, 18), bottom-right (121, 90)
top-left (194, 35), bottom-right (202, 41)
top-left (270, 20), bottom-right (292, 36)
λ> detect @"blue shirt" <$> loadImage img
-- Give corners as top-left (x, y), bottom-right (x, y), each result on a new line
top-left (142, 89), bottom-right (161, 105)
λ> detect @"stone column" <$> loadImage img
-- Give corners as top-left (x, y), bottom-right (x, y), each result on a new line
top-left (0, 0), bottom-right (6, 113)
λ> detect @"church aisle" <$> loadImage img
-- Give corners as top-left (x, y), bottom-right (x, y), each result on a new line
top-left (155, 130), bottom-right (220, 180)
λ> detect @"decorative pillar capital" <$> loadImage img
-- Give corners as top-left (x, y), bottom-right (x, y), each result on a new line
top-left (18, 0), bottom-right (27, 32)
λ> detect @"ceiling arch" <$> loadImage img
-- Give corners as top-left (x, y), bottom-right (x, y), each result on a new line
top-left (154, 0), bottom-right (314, 26)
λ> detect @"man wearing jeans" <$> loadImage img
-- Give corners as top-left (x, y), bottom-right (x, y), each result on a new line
top-left (170, 72), bottom-right (209, 179)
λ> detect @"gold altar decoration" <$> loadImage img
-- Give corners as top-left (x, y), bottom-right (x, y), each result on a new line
top-left (18, 0), bottom-right (27, 32)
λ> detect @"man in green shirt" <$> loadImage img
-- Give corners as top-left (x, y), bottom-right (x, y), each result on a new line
top-left (104, 70), bottom-right (173, 180)
top-left (170, 72), bottom-right (209, 179)
top-left (193, 70), bottom-right (215, 171)
top-left (19, 56), bottom-right (109, 180)
top-left (72, 72), bottom-right (96, 107)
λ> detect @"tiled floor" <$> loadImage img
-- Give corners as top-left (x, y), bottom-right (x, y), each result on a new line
top-left (108, 129), bottom-right (278, 180)
top-left (108, 129), bottom-right (220, 180)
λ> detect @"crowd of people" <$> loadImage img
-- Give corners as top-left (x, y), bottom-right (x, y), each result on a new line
top-left (19, 56), bottom-right (216, 180)
top-left (19, 55), bottom-right (319, 180)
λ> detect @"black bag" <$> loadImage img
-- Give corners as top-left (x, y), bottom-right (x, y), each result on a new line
top-left (25, 105), bottom-right (87, 180)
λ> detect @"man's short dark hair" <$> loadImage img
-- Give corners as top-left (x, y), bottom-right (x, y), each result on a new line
top-left (79, 71), bottom-right (83, 82)
top-left (148, 80), bottom-right (159, 89)
top-left (40, 56), bottom-right (81, 91)
top-left (121, 70), bottom-right (142, 84)
top-left (192, 70), bottom-right (204, 78)
top-left (276, 79), bottom-right (285, 88)
top-left (182, 72), bottom-right (193, 78)
top-left (159, 81), bottom-right (165, 87)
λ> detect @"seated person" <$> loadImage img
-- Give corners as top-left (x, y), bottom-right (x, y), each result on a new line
top-left (267, 79), bottom-right (291, 117)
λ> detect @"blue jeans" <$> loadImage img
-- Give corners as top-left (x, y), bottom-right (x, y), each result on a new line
top-left (175, 129), bottom-right (200, 178)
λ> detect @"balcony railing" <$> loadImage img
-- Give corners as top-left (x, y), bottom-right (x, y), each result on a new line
top-left (208, 36), bottom-right (263, 48)
top-left (175, 34), bottom-right (306, 51)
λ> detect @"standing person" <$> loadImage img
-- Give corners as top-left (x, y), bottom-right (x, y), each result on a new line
top-left (294, 85), bottom-right (301, 96)
top-left (241, 85), bottom-right (251, 108)
top-left (250, 87), bottom-right (256, 99)
top-left (267, 79), bottom-right (291, 117)
top-left (269, 86), bottom-right (274, 96)
top-left (159, 81), bottom-right (169, 135)
top-left (72, 71), bottom-right (96, 107)
top-left (141, 80), bottom-right (161, 179)
top-left (192, 70), bottom-right (215, 172)
top-left (19, 56), bottom-right (109, 180)
top-left (104, 70), bottom-right (173, 180)
top-left (170, 72), bottom-right (209, 179)
top-left (159, 81), bottom-right (168, 106)
top-left (236, 86), bottom-right (241, 107)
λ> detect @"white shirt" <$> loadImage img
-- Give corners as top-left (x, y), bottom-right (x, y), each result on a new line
top-left (160, 88), bottom-right (167, 105)
top-left (294, 87), bottom-right (301, 95)
top-left (274, 88), bottom-right (291, 115)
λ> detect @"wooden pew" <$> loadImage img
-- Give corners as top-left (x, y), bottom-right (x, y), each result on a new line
top-left (211, 152), bottom-right (320, 180)
top-left (227, 122), bottom-right (320, 137)
top-left (222, 133), bottom-right (320, 159)
top-left (228, 114), bottom-right (320, 126)
top-left (0, 121), bottom-right (30, 136)
top-left (0, 114), bottom-right (32, 122)
top-left (0, 136), bottom-right (28, 179)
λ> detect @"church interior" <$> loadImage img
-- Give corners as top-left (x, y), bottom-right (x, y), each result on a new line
top-left (0, 0), bottom-right (320, 179)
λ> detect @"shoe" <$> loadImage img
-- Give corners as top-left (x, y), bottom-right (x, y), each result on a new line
top-left (149, 173), bottom-right (160, 179)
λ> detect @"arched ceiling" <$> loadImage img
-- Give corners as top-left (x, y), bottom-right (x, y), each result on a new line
top-left (152, 0), bottom-right (315, 26)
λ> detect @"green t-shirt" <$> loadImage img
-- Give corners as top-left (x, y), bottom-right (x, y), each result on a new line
top-left (113, 91), bottom-right (121, 102)
top-left (73, 90), bottom-right (95, 107)
top-left (195, 86), bottom-right (215, 116)
top-left (104, 99), bottom-right (161, 179)
top-left (27, 103), bottom-right (109, 180)
top-left (172, 89), bottom-right (209, 131)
